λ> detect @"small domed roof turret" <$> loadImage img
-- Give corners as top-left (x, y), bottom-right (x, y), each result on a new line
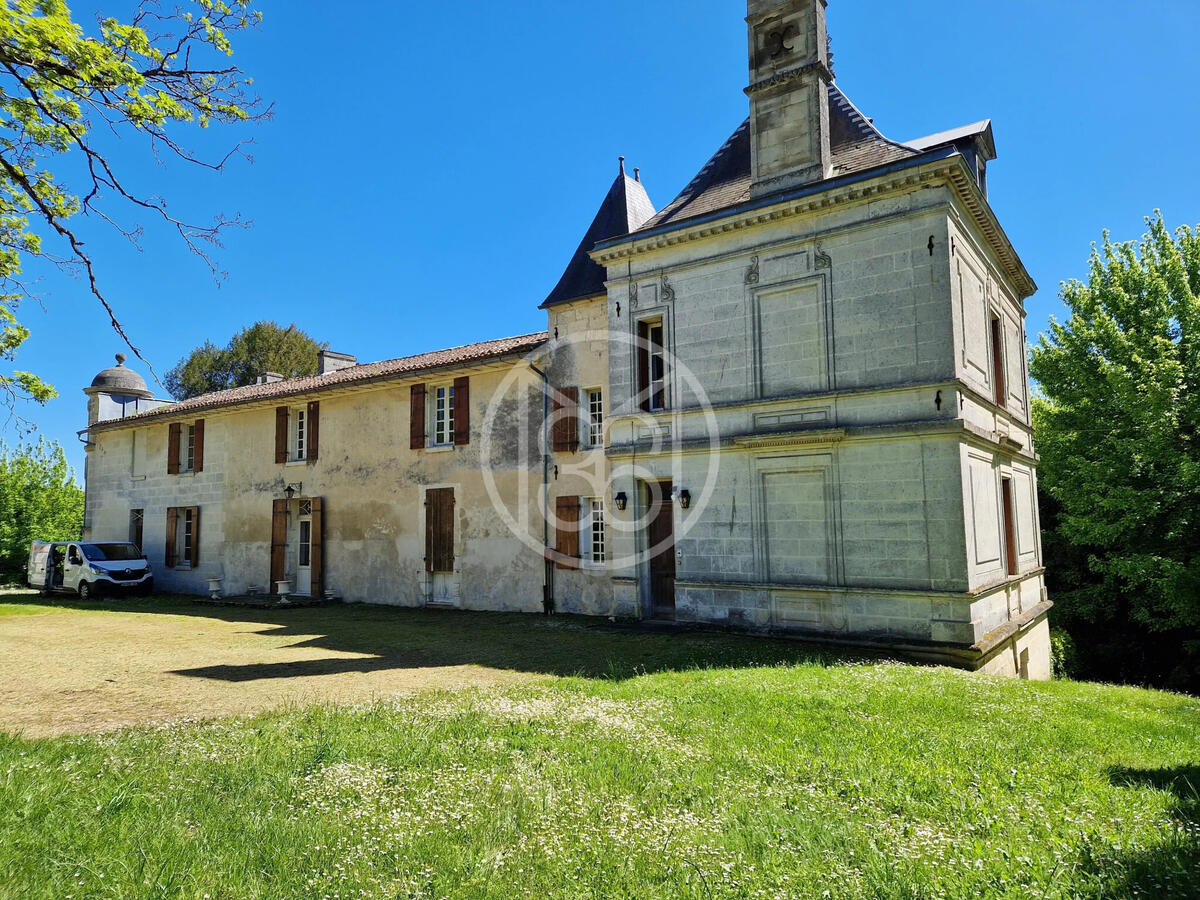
top-left (86, 353), bottom-right (152, 398)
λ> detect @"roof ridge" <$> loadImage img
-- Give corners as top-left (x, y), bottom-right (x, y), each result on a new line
top-left (98, 331), bottom-right (551, 426)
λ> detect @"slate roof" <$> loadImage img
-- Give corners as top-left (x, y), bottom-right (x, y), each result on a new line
top-left (642, 83), bottom-right (920, 230)
top-left (94, 332), bottom-right (550, 427)
top-left (541, 164), bottom-right (657, 308)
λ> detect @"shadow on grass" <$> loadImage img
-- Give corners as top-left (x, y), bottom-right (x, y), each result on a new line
top-left (0, 590), bottom-right (878, 682)
top-left (1091, 766), bottom-right (1200, 897)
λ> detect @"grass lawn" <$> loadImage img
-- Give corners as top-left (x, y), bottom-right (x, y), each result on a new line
top-left (1, 591), bottom-right (1197, 898)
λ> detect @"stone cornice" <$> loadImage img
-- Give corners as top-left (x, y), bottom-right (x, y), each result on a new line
top-left (591, 151), bottom-right (1036, 300)
top-left (744, 60), bottom-right (832, 95)
top-left (731, 427), bottom-right (846, 449)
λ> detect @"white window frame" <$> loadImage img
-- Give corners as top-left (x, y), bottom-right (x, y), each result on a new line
top-left (180, 508), bottom-right (194, 569)
top-left (433, 384), bottom-right (455, 446)
top-left (182, 424), bottom-right (196, 473)
top-left (292, 407), bottom-right (307, 462)
top-left (587, 389), bottom-right (604, 448)
top-left (587, 498), bottom-right (606, 564)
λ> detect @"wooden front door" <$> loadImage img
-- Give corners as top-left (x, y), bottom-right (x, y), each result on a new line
top-left (647, 480), bottom-right (676, 619)
top-left (425, 488), bottom-right (455, 573)
top-left (270, 499), bottom-right (288, 593)
top-left (425, 487), bottom-right (457, 605)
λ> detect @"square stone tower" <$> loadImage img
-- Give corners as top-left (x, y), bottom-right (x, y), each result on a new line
top-left (746, 0), bottom-right (833, 197)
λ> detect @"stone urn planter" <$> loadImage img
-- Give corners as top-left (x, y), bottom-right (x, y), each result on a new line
top-left (274, 580), bottom-right (292, 604)
top-left (207, 577), bottom-right (223, 600)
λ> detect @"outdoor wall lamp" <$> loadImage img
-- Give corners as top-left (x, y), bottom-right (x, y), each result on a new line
top-left (678, 489), bottom-right (691, 509)
top-left (284, 482), bottom-right (303, 501)
top-left (614, 491), bottom-right (628, 511)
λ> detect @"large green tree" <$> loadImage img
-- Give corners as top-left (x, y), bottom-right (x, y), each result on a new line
top-left (0, 439), bottom-right (82, 576)
top-left (0, 0), bottom-right (264, 407)
top-left (1031, 213), bottom-right (1199, 690)
top-left (165, 320), bottom-right (326, 400)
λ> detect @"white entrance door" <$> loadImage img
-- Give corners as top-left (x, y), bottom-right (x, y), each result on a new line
top-left (296, 509), bottom-right (312, 595)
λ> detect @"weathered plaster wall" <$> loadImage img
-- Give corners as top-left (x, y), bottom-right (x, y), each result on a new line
top-left (86, 363), bottom-right (547, 610)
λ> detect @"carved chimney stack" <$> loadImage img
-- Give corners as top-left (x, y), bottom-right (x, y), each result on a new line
top-left (745, 0), bottom-right (833, 198)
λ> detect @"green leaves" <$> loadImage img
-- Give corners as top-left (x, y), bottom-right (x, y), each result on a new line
top-left (1031, 213), bottom-right (1200, 641)
top-left (165, 321), bottom-right (328, 400)
top-left (0, 438), bottom-right (82, 574)
top-left (0, 0), bottom-right (265, 407)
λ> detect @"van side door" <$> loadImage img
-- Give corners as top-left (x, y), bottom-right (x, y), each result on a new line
top-left (64, 543), bottom-right (85, 591)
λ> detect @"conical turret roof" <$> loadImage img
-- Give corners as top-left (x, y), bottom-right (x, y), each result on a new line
top-left (541, 160), bottom-right (655, 309)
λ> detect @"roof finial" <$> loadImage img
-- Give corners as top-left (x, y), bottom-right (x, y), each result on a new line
top-left (618, 156), bottom-right (626, 176)
top-left (634, 167), bottom-right (641, 182)
top-left (115, 353), bottom-right (126, 366)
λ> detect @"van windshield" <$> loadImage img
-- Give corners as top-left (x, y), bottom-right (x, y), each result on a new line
top-left (81, 543), bottom-right (144, 562)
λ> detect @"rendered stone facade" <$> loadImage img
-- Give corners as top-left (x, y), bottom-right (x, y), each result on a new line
top-left (82, 0), bottom-right (1049, 678)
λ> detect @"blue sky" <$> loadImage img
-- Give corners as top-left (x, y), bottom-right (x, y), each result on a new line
top-left (12, 0), bottom-right (1200, 472)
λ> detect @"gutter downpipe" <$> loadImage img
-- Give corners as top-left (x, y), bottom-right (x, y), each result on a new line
top-left (75, 428), bottom-right (91, 541)
top-left (528, 362), bottom-right (554, 613)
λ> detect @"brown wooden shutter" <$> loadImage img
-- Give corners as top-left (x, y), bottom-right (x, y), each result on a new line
top-left (425, 487), bottom-right (455, 573)
top-left (274, 407), bottom-right (289, 464)
top-left (307, 401), bottom-right (320, 461)
top-left (1001, 478), bottom-right (1017, 576)
top-left (165, 507), bottom-right (178, 568)
top-left (551, 386), bottom-right (580, 452)
top-left (310, 496), bottom-right (325, 598)
top-left (636, 321), bottom-right (651, 412)
top-left (189, 506), bottom-right (201, 567)
top-left (192, 419), bottom-right (205, 472)
top-left (167, 423), bottom-right (181, 475)
top-left (554, 495), bottom-right (581, 569)
top-left (410, 384), bottom-right (427, 450)
top-left (270, 499), bottom-right (288, 593)
top-left (453, 376), bottom-right (470, 446)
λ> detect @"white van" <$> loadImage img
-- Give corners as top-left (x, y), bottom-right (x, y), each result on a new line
top-left (27, 541), bottom-right (154, 600)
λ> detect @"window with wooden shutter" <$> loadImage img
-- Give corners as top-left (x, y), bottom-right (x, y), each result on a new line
top-left (425, 488), bottom-right (455, 573)
top-left (274, 407), bottom-right (289, 464)
top-left (990, 314), bottom-right (1006, 407)
top-left (310, 497), bottom-right (325, 598)
top-left (167, 422), bottom-right (181, 475)
top-left (551, 386), bottom-right (580, 453)
top-left (306, 401), bottom-right (320, 461)
top-left (410, 384), bottom-right (427, 450)
top-left (636, 318), bottom-right (666, 411)
top-left (554, 495), bottom-right (581, 569)
top-left (270, 499), bottom-right (288, 592)
top-left (193, 420), bottom-right (205, 472)
top-left (453, 376), bottom-right (470, 446)
top-left (165, 507), bottom-right (178, 567)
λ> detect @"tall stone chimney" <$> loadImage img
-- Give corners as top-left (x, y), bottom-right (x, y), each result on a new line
top-left (746, 0), bottom-right (833, 198)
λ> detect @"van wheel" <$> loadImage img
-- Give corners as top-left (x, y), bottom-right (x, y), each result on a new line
top-left (77, 581), bottom-right (93, 601)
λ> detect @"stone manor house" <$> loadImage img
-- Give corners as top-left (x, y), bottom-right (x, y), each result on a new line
top-left (81, 0), bottom-right (1051, 678)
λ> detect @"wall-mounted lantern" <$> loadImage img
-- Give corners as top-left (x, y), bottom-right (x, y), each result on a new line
top-left (614, 491), bottom-right (628, 512)
top-left (284, 482), bottom-right (302, 501)
top-left (677, 489), bottom-right (691, 510)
